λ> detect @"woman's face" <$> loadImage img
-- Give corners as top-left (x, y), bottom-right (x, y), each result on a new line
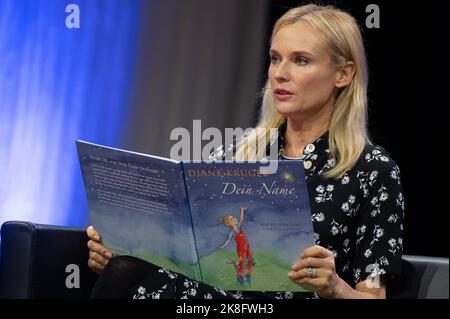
top-left (226, 215), bottom-right (238, 226)
top-left (268, 21), bottom-right (340, 120)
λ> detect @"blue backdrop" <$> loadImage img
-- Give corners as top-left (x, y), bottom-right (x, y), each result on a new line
top-left (0, 0), bottom-right (143, 227)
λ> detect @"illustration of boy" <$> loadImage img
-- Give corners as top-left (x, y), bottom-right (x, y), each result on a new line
top-left (217, 206), bottom-right (255, 286)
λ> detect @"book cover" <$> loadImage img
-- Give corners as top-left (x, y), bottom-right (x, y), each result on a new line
top-left (76, 140), bottom-right (315, 292)
top-left (184, 162), bottom-right (315, 291)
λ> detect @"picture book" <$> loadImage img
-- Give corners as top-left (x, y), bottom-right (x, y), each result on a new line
top-left (76, 140), bottom-right (315, 291)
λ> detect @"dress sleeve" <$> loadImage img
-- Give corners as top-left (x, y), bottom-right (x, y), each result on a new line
top-left (351, 147), bottom-right (405, 286)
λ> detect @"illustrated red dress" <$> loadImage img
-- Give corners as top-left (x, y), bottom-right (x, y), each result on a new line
top-left (233, 229), bottom-right (254, 278)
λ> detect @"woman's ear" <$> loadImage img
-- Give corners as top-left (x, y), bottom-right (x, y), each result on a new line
top-left (335, 61), bottom-right (355, 88)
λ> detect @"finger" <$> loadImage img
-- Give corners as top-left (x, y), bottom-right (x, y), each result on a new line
top-left (86, 226), bottom-right (101, 241)
top-left (88, 259), bottom-right (105, 273)
top-left (87, 240), bottom-right (113, 259)
top-left (292, 256), bottom-right (327, 271)
top-left (294, 276), bottom-right (327, 290)
top-left (89, 250), bottom-right (109, 267)
top-left (288, 267), bottom-right (325, 281)
top-left (301, 245), bottom-right (331, 259)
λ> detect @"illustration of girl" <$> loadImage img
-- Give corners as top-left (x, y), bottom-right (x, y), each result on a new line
top-left (217, 206), bottom-right (255, 286)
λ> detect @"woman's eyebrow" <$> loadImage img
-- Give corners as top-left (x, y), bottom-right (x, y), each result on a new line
top-left (269, 48), bottom-right (314, 57)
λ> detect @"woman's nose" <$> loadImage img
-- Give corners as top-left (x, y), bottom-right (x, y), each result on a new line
top-left (273, 63), bottom-right (290, 82)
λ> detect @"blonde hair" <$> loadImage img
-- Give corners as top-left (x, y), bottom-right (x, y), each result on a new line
top-left (219, 215), bottom-right (234, 227)
top-left (235, 4), bottom-right (370, 178)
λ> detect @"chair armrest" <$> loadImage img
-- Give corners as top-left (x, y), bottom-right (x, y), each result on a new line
top-left (0, 221), bottom-right (98, 298)
top-left (388, 254), bottom-right (449, 299)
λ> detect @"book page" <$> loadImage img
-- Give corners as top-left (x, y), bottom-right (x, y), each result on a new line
top-left (76, 141), bottom-right (200, 280)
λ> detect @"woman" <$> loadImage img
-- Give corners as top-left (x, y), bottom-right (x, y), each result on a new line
top-left (87, 4), bottom-right (404, 299)
top-left (217, 206), bottom-right (255, 286)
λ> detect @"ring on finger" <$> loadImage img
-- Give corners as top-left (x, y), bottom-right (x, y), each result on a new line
top-left (307, 266), bottom-right (317, 278)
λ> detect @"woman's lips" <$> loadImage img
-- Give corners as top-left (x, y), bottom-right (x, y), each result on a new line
top-left (274, 88), bottom-right (294, 101)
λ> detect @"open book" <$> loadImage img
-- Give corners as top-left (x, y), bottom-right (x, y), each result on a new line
top-left (76, 140), bottom-right (315, 292)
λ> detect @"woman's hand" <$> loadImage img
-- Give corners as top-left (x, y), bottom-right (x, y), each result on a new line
top-left (288, 245), bottom-right (386, 299)
top-left (86, 226), bottom-right (113, 274)
top-left (288, 245), bottom-right (343, 298)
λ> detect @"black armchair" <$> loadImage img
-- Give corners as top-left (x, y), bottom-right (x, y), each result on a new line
top-left (0, 220), bottom-right (448, 299)
top-left (0, 221), bottom-right (97, 298)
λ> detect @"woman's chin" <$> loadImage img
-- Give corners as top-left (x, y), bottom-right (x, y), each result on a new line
top-left (274, 105), bottom-right (300, 117)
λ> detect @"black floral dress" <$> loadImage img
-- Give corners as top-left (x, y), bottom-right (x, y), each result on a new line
top-left (130, 128), bottom-right (405, 299)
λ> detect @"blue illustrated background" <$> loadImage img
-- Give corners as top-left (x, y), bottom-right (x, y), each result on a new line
top-left (185, 161), bottom-right (315, 262)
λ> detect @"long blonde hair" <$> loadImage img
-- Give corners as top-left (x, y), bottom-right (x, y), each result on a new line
top-left (235, 4), bottom-right (370, 178)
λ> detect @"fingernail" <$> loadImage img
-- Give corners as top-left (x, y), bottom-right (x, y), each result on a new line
top-left (104, 251), bottom-right (112, 258)
top-left (300, 253), bottom-right (304, 258)
top-left (288, 271), bottom-right (294, 277)
top-left (94, 235), bottom-right (100, 241)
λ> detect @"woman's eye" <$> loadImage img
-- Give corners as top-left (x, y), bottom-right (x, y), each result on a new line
top-left (295, 57), bottom-right (308, 65)
top-left (270, 55), bottom-right (281, 64)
